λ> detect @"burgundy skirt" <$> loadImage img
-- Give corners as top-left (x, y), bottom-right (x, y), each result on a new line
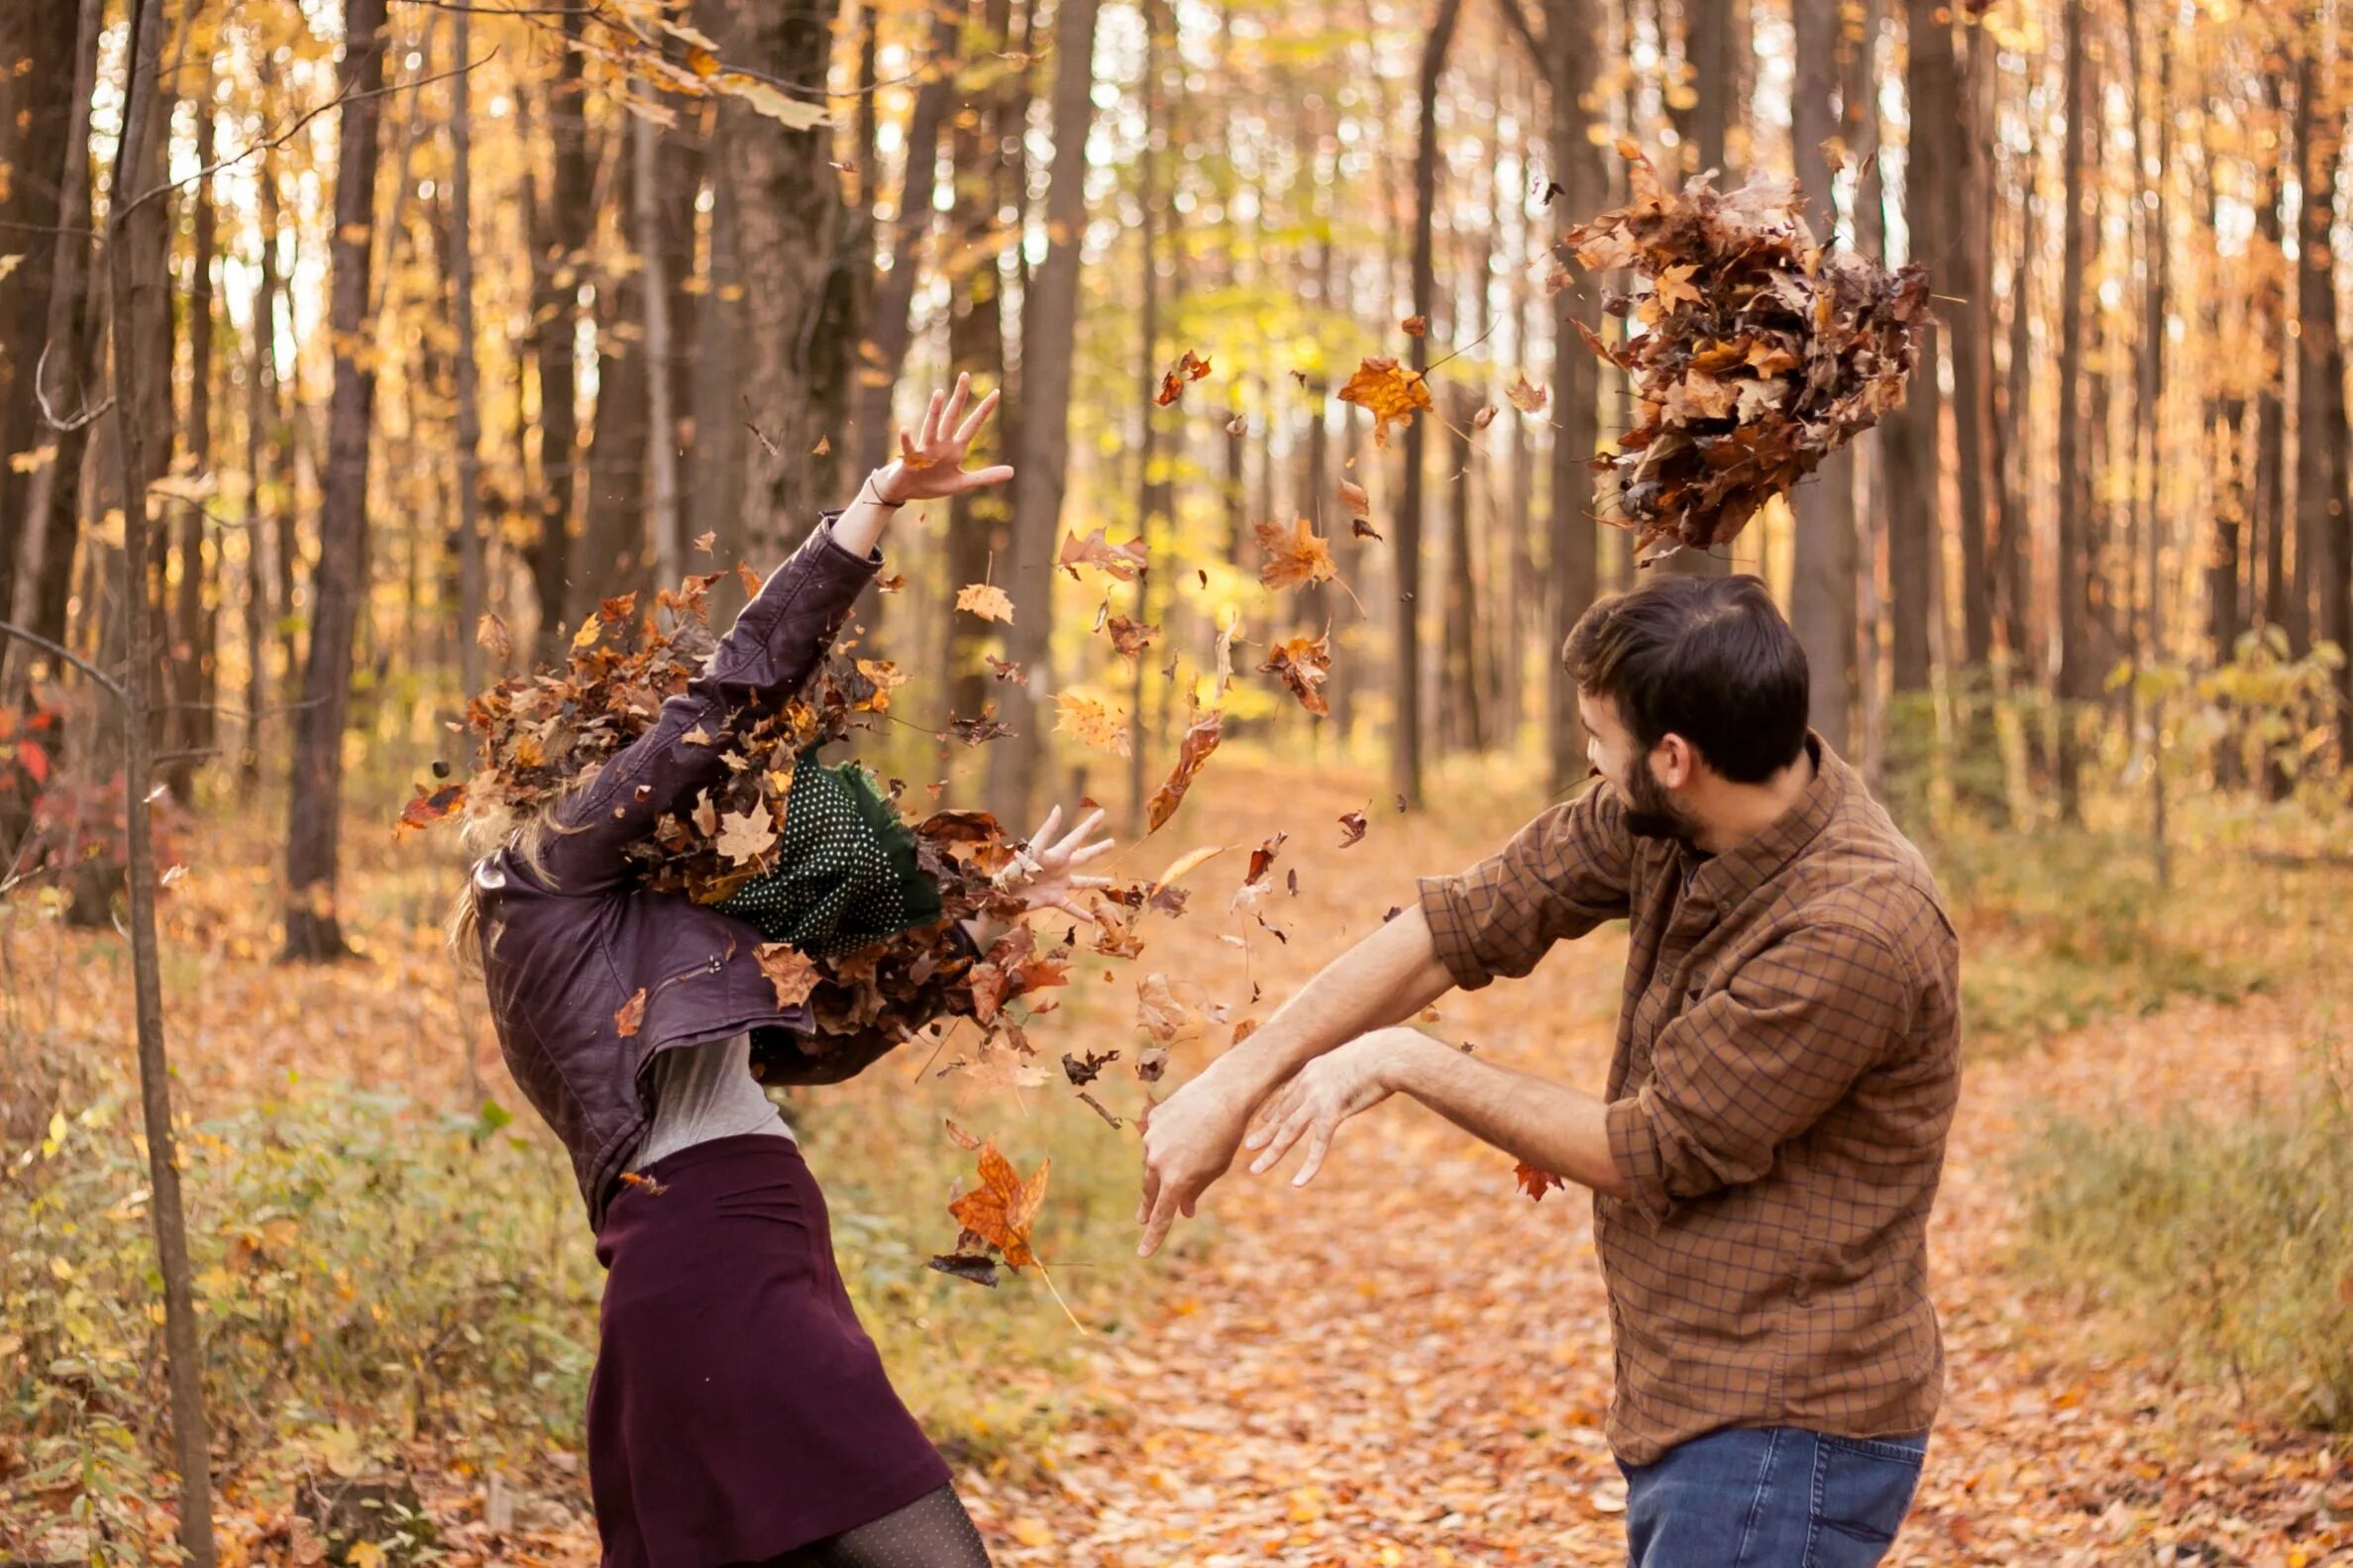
top-left (588, 1133), bottom-right (951, 1568)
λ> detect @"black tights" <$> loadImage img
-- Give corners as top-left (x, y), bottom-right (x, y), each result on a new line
top-left (746, 1484), bottom-right (993, 1568)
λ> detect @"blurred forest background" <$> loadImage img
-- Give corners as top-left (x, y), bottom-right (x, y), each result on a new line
top-left (0, 0), bottom-right (2349, 1563)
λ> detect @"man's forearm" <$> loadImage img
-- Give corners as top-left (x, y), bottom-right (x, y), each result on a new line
top-left (1384, 1033), bottom-right (1628, 1199)
top-left (1215, 903), bottom-right (1456, 1100)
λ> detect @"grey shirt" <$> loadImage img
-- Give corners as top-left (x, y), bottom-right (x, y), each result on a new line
top-left (633, 1031), bottom-right (796, 1170)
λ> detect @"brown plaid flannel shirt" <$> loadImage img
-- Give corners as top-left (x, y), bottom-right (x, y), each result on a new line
top-left (1419, 737), bottom-right (1960, 1465)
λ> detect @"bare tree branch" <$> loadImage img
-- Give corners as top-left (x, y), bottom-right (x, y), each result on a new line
top-left (0, 621), bottom-right (127, 701)
top-left (34, 339), bottom-right (115, 433)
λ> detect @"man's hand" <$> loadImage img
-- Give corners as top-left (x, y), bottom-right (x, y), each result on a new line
top-left (1136, 1068), bottom-right (1263, 1257)
top-left (1242, 1027), bottom-right (1432, 1187)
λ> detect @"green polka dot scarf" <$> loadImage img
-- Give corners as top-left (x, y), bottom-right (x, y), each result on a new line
top-left (712, 752), bottom-right (944, 957)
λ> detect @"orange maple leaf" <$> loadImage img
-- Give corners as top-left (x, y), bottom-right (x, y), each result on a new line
top-left (1145, 705), bottom-right (1225, 832)
top-left (949, 1141), bottom-right (1050, 1269)
top-left (1258, 632), bottom-right (1332, 717)
top-left (1253, 516), bottom-right (1337, 591)
top-left (1336, 355), bottom-right (1435, 447)
top-left (955, 582), bottom-right (1016, 623)
top-left (614, 988), bottom-right (649, 1038)
top-left (1514, 1161), bottom-right (1567, 1202)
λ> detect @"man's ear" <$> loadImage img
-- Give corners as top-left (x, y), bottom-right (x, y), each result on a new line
top-left (1654, 733), bottom-right (1696, 790)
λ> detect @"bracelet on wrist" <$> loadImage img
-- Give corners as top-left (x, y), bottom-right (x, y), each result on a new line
top-left (859, 475), bottom-right (906, 509)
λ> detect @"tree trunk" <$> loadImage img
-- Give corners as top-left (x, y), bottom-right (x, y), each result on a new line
top-left (2296, 16), bottom-right (2353, 757)
top-left (2255, 74), bottom-right (2290, 662)
top-left (1397, 0), bottom-right (1462, 810)
top-left (1883, 0), bottom-right (1952, 698)
top-left (1544, 0), bottom-right (1608, 792)
top-left (688, 91), bottom-right (748, 596)
top-left (1442, 383), bottom-right (1486, 751)
top-left (1125, 0), bottom-right (1169, 833)
top-left (1950, 17), bottom-right (1994, 675)
top-left (0, 0), bottom-right (80, 637)
top-left (2054, 0), bottom-right (2091, 821)
top-left (165, 64), bottom-right (218, 804)
top-left (990, 0), bottom-right (1103, 828)
top-left (8, 0), bottom-right (102, 701)
top-left (1994, 115), bottom-right (2036, 678)
top-left (1788, 0), bottom-right (1852, 749)
top-left (242, 155), bottom-right (278, 785)
top-left (284, 0), bottom-right (390, 961)
top-left (1686, 0), bottom-right (1733, 181)
top-left (451, 3), bottom-right (485, 699)
top-left (523, 10), bottom-right (590, 657)
top-left (582, 131), bottom-right (649, 607)
top-left (723, 0), bottom-right (856, 560)
top-left (104, 0), bottom-right (217, 1558)
top-left (635, 113), bottom-right (683, 591)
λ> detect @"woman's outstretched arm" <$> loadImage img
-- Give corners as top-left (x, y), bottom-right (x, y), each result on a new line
top-left (523, 375), bottom-right (1016, 896)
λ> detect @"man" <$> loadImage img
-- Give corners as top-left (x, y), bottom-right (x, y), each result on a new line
top-left (1138, 575), bottom-right (1961, 1567)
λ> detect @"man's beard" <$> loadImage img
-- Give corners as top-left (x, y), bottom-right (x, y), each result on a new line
top-left (1618, 759), bottom-right (1701, 844)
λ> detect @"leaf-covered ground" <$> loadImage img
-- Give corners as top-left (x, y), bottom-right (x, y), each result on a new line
top-left (7, 761), bottom-right (2348, 1566)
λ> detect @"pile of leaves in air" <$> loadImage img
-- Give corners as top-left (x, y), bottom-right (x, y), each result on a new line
top-left (1563, 142), bottom-right (1931, 560)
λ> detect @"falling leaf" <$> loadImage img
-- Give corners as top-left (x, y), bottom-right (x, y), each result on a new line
top-left (1506, 372), bottom-right (1550, 413)
top-left (715, 808), bottom-right (778, 864)
top-left (1054, 691), bottom-right (1131, 757)
top-left (1337, 809), bottom-right (1368, 848)
top-left (1472, 404), bottom-right (1499, 431)
top-left (1105, 615), bottom-right (1159, 660)
top-left (1135, 1046), bottom-right (1169, 1082)
top-left (1149, 842), bottom-right (1228, 894)
top-left (1145, 706), bottom-right (1225, 832)
top-left (755, 943), bottom-right (822, 1007)
top-left (1057, 528), bottom-right (1148, 580)
top-left (927, 1252), bottom-right (1001, 1287)
top-left (1226, 412), bottom-right (1249, 436)
top-left (1254, 516), bottom-right (1337, 591)
top-left (570, 615), bottom-right (603, 652)
top-left (1062, 1048), bottom-right (1121, 1087)
top-left (948, 1141), bottom-right (1049, 1268)
top-left (1338, 478), bottom-right (1371, 521)
top-left (1258, 632), bottom-right (1333, 717)
top-left (476, 613), bottom-right (513, 662)
top-left (1353, 516), bottom-right (1384, 541)
top-left (986, 654), bottom-right (1025, 681)
top-left (614, 988), bottom-right (649, 1038)
top-left (1337, 356), bottom-right (1435, 447)
top-left (1156, 349), bottom-right (1213, 405)
top-left (956, 582), bottom-right (1016, 623)
top-left (737, 561), bottom-right (766, 597)
top-left (1514, 1161), bottom-right (1567, 1202)
top-left (1401, 314), bottom-right (1428, 336)
top-left (811, 434), bottom-right (831, 456)
top-left (1135, 973), bottom-right (1208, 1046)
top-left (950, 708), bottom-right (1015, 746)
top-left (943, 1117), bottom-right (983, 1150)
top-left (394, 781), bottom-right (466, 838)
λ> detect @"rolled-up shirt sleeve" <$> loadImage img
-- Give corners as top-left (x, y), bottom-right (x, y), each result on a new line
top-left (1607, 920), bottom-right (1914, 1224)
top-left (1416, 783), bottom-right (1634, 993)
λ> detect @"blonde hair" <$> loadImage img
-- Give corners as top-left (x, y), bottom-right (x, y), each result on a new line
top-left (444, 771), bottom-right (595, 979)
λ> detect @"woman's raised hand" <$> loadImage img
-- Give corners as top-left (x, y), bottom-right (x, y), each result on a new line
top-left (1007, 805), bottom-right (1117, 924)
top-left (871, 373), bottom-right (1016, 505)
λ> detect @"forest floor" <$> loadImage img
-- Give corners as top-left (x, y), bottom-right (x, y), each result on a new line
top-left (4, 755), bottom-right (2350, 1566)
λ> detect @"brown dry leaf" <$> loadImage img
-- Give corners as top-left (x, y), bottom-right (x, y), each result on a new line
top-left (1105, 615), bottom-right (1159, 661)
top-left (755, 943), bottom-right (822, 1007)
top-left (1401, 314), bottom-right (1428, 336)
top-left (475, 612), bottom-right (513, 662)
top-left (1135, 973), bottom-right (1208, 1047)
top-left (1506, 372), bottom-right (1549, 413)
top-left (1338, 478), bottom-right (1371, 521)
top-left (1258, 632), bottom-right (1333, 717)
top-left (1336, 355), bottom-right (1435, 447)
top-left (394, 782), bottom-right (466, 839)
top-left (693, 530), bottom-right (717, 554)
top-left (737, 561), bottom-right (765, 597)
top-left (1472, 403), bottom-right (1499, 431)
top-left (1254, 516), bottom-right (1337, 591)
top-left (956, 582), bottom-right (1016, 623)
top-left (947, 1141), bottom-right (1049, 1268)
top-left (1057, 528), bottom-right (1149, 581)
top-left (1145, 706), bottom-right (1225, 832)
top-left (1337, 809), bottom-right (1369, 848)
top-left (614, 988), bottom-right (649, 1038)
top-left (1155, 349), bottom-right (1213, 405)
top-left (986, 654), bottom-right (1025, 681)
top-left (1226, 412), bottom-right (1249, 437)
top-left (811, 434), bottom-right (831, 456)
top-left (1055, 692), bottom-right (1131, 757)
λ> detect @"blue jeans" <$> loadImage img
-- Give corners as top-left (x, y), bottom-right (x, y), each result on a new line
top-left (1619, 1426), bottom-right (1928, 1568)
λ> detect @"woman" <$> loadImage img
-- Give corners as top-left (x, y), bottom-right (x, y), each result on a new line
top-left (458, 377), bottom-right (1108, 1567)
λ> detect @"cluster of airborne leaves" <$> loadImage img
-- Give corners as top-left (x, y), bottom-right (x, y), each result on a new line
top-left (1562, 144), bottom-right (1930, 560)
top-left (406, 145), bottom-right (1922, 1291)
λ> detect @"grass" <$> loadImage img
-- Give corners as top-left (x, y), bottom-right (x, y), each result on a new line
top-left (2013, 1051), bottom-right (2353, 1431)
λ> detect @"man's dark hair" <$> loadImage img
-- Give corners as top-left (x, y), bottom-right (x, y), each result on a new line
top-left (1561, 574), bottom-right (1809, 784)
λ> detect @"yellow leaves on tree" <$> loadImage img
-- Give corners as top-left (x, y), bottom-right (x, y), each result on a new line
top-left (1337, 355), bottom-right (1434, 448)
